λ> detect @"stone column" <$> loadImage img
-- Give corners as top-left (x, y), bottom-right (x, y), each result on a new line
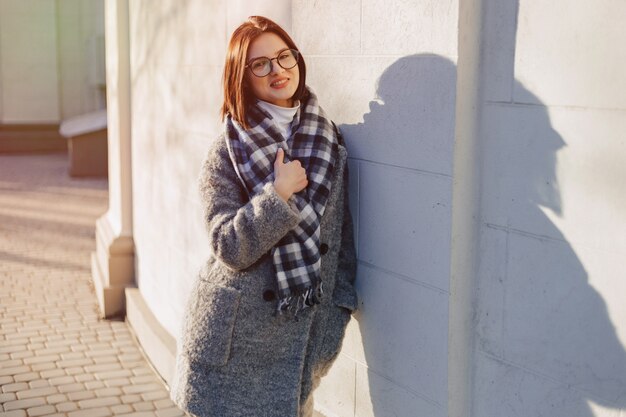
top-left (91, 0), bottom-right (134, 318)
top-left (448, 0), bottom-right (485, 415)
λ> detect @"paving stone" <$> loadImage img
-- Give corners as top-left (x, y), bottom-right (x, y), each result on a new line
top-left (129, 375), bottom-right (159, 385)
top-left (92, 355), bottom-right (119, 364)
top-left (56, 358), bottom-right (94, 368)
top-left (26, 343), bottom-right (45, 352)
top-left (140, 390), bottom-right (169, 401)
top-left (3, 397), bottom-right (47, 411)
top-left (121, 383), bottom-right (164, 395)
top-left (1, 410), bottom-right (27, 417)
top-left (1, 358), bottom-right (25, 367)
top-left (129, 367), bottom-right (152, 377)
top-left (29, 363), bottom-right (55, 372)
top-left (66, 390), bottom-right (96, 401)
top-left (23, 355), bottom-right (60, 365)
top-left (153, 398), bottom-right (176, 408)
top-left (94, 369), bottom-right (133, 380)
top-left (120, 394), bottom-right (141, 404)
top-left (103, 378), bottom-right (130, 388)
top-left (2, 382), bottom-right (29, 393)
top-left (56, 401), bottom-right (79, 412)
top-left (26, 380), bottom-right (49, 389)
top-left (57, 383), bottom-right (85, 393)
top-left (67, 406), bottom-right (112, 417)
top-left (110, 404), bottom-right (134, 414)
top-left (155, 407), bottom-right (185, 417)
top-left (74, 374), bottom-right (95, 383)
top-left (26, 404), bottom-right (56, 416)
top-left (65, 366), bottom-right (87, 376)
top-left (0, 391), bottom-right (18, 403)
top-left (94, 387), bottom-right (123, 397)
top-left (38, 370), bottom-right (65, 379)
top-left (78, 396), bottom-right (121, 409)
top-left (45, 393), bottom-right (68, 404)
top-left (0, 366), bottom-right (31, 377)
top-left (15, 386), bottom-right (58, 399)
top-left (132, 401), bottom-right (156, 412)
top-left (2, 345), bottom-right (27, 354)
top-left (10, 351), bottom-right (35, 360)
top-left (0, 155), bottom-right (185, 417)
top-left (0, 376), bottom-right (15, 385)
top-left (49, 376), bottom-right (75, 386)
top-left (59, 352), bottom-right (86, 361)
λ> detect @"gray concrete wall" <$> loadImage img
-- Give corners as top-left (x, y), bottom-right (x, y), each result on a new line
top-left (291, 2), bottom-right (458, 415)
top-left (473, 0), bottom-right (626, 416)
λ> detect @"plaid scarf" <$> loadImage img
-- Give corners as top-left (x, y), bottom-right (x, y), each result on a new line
top-left (224, 87), bottom-right (338, 320)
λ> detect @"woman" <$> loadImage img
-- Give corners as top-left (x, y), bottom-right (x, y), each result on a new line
top-left (170, 16), bottom-right (358, 417)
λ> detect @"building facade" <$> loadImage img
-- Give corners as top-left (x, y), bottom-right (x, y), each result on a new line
top-left (91, 1), bottom-right (626, 416)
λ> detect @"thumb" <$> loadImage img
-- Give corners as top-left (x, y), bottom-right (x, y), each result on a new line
top-left (274, 148), bottom-right (284, 165)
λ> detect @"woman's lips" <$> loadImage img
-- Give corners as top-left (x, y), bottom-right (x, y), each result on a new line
top-left (270, 78), bottom-right (289, 89)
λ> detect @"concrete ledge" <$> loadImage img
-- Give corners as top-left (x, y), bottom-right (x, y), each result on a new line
top-left (60, 111), bottom-right (108, 177)
top-left (91, 213), bottom-right (135, 318)
top-left (125, 287), bottom-right (177, 386)
top-left (91, 252), bottom-right (126, 318)
top-left (67, 129), bottom-right (108, 177)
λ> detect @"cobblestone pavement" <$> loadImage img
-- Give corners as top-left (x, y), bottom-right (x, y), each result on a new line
top-left (0, 153), bottom-right (186, 417)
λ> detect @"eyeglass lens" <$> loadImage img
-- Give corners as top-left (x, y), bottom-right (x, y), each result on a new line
top-left (249, 49), bottom-right (299, 77)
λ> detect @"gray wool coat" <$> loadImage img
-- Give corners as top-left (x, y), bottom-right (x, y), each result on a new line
top-left (169, 131), bottom-right (358, 417)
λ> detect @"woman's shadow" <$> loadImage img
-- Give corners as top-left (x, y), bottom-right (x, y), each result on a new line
top-left (335, 54), bottom-right (626, 416)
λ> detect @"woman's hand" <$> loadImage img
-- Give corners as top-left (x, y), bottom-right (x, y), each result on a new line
top-left (273, 148), bottom-right (308, 202)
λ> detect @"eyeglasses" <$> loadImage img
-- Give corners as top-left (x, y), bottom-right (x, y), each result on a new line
top-left (245, 48), bottom-right (300, 77)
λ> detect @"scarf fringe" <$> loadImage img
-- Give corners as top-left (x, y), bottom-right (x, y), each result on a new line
top-left (274, 281), bottom-right (324, 322)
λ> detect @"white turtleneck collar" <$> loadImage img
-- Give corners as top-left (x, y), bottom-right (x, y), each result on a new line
top-left (256, 99), bottom-right (301, 140)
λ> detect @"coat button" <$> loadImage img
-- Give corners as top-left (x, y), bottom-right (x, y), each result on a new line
top-left (320, 243), bottom-right (329, 255)
top-left (263, 289), bottom-right (276, 301)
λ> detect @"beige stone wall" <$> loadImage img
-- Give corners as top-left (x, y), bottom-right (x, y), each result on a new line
top-left (0, 0), bottom-right (59, 123)
top-left (57, 0), bottom-right (106, 119)
top-left (0, 0), bottom-right (104, 124)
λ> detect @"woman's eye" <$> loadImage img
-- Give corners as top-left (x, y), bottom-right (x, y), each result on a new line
top-left (252, 60), bottom-right (267, 70)
top-left (278, 52), bottom-right (291, 61)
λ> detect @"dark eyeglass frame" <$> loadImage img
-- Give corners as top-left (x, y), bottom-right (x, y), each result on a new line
top-left (245, 48), bottom-right (301, 78)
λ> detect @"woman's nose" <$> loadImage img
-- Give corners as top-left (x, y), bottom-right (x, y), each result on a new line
top-left (269, 59), bottom-right (285, 75)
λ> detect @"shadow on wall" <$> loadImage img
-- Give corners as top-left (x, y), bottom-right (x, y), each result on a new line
top-left (473, 79), bottom-right (626, 415)
top-left (339, 55), bottom-right (455, 416)
top-left (337, 54), bottom-right (626, 416)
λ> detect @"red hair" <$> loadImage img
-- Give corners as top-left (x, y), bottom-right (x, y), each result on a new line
top-left (220, 16), bottom-right (307, 130)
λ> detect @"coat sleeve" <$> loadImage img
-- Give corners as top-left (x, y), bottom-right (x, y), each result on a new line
top-left (198, 139), bottom-right (301, 271)
top-left (332, 138), bottom-right (359, 313)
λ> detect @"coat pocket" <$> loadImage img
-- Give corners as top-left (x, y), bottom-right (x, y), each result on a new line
top-left (181, 283), bottom-right (241, 367)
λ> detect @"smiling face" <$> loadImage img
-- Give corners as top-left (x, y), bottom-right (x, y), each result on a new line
top-left (245, 32), bottom-right (300, 108)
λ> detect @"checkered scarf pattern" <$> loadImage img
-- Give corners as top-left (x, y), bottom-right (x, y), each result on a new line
top-left (224, 87), bottom-right (338, 320)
